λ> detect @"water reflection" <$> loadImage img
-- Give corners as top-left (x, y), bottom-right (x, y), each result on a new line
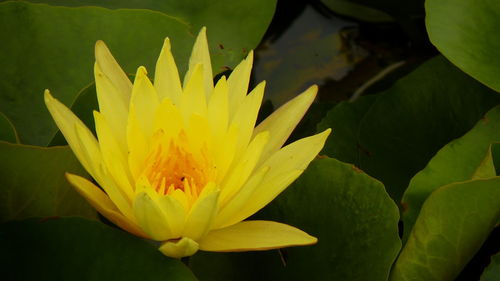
top-left (254, 5), bottom-right (367, 107)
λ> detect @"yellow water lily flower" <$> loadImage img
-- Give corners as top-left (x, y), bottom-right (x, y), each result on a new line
top-left (44, 27), bottom-right (331, 258)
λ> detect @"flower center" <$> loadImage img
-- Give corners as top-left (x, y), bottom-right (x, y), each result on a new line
top-left (141, 130), bottom-right (216, 197)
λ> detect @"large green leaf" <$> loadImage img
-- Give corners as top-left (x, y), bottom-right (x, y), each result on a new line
top-left (402, 105), bottom-right (500, 240)
top-left (390, 177), bottom-right (500, 281)
top-left (21, 0), bottom-right (276, 72)
top-left (0, 217), bottom-right (197, 281)
top-left (481, 253), bottom-right (500, 281)
top-left (317, 94), bottom-right (377, 164)
top-left (0, 0), bottom-right (274, 146)
top-left (0, 112), bottom-right (18, 143)
top-left (0, 142), bottom-right (96, 222)
top-left (318, 56), bottom-right (500, 203)
top-left (0, 2), bottom-right (187, 145)
top-left (190, 158), bottom-right (401, 281)
top-left (426, 0), bottom-right (500, 92)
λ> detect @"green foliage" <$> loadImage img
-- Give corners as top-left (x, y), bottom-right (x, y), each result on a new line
top-left (318, 56), bottom-right (500, 203)
top-left (190, 158), bottom-right (401, 281)
top-left (426, 0), bottom-right (500, 91)
top-left (0, 217), bottom-right (198, 281)
top-left (390, 178), bottom-right (500, 281)
top-left (1, 0), bottom-right (500, 280)
top-left (402, 105), bottom-right (500, 240)
top-left (23, 0), bottom-right (276, 70)
top-left (0, 112), bottom-right (18, 143)
top-left (0, 0), bottom-right (275, 145)
top-left (481, 253), bottom-right (500, 281)
top-left (0, 142), bottom-right (96, 222)
top-left (0, 1), bottom-right (187, 145)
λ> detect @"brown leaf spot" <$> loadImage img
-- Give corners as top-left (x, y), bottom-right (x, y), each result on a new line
top-left (401, 201), bottom-right (409, 212)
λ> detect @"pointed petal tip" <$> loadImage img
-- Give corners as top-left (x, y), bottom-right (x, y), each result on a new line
top-left (304, 84), bottom-right (318, 97)
top-left (134, 66), bottom-right (149, 83)
top-left (43, 89), bottom-right (52, 101)
top-left (64, 172), bottom-right (76, 181)
top-left (94, 40), bottom-right (108, 57)
top-left (321, 127), bottom-right (332, 137)
top-left (255, 80), bottom-right (266, 91)
top-left (161, 37), bottom-right (172, 51)
top-left (43, 89), bottom-right (60, 110)
top-left (246, 50), bottom-right (254, 61)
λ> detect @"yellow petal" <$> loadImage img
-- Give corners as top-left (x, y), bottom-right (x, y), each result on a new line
top-left (230, 81), bottom-right (265, 159)
top-left (159, 237), bottom-right (199, 258)
top-left (66, 173), bottom-right (148, 238)
top-left (183, 184), bottom-right (219, 241)
top-left (49, 93), bottom-right (137, 222)
top-left (134, 191), bottom-right (174, 241)
top-left (253, 85), bottom-right (317, 165)
top-left (184, 27), bottom-right (213, 99)
top-left (154, 38), bottom-right (182, 105)
top-left (158, 194), bottom-right (187, 238)
top-left (95, 40), bottom-right (132, 100)
top-left (199, 220), bottom-right (317, 252)
top-left (94, 63), bottom-right (129, 155)
top-left (227, 50), bottom-right (253, 119)
top-left (130, 66), bottom-right (160, 137)
top-left (207, 76), bottom-right (229, 142)
top-left (44, 90), bottom-right (102, 180)
top-left (219, 131), bottom-right (269, 205)
top-left (231, 129), bottom-right (331, 224)
top-left (214, 124), bottom-right (239, 182)
top-left (127, 104), bottom-right (150, 180)
top-left (93, 111), bottom-right (134, 201)
top-left (213, 165), bottom-right (269, 229)
top-left (152, 98), bottom-right (183, 141)
top-left (181, 64), bottom-right (207, 120)
top-left (186, 113), bottom-right (211, 154)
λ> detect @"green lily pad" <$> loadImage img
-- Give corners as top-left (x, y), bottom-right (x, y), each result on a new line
top-left (492, 143), bottom-right (500, 175)
top-left (20, 0), bottom-right (276, 73)
top-left (390, 177), bottom-right (500, 281)
top-left (318, 56), bottom-right (500, 203)
top-left (190, 158), bottom-right (401, 281)
top-left (481, 253), bottom-right (500, 281)
top-left (426, 0), bottom-right (500, 91)
top-left (0, 142), bottom-right (96, 222)
top-left (317, 94), bottom-right (377, 164)
top-left (0, 112), bottom-right (19, 143)
top-left (402, 105), bottom-right (500, 240)
top-left (0, 217), bottom-right (198, 281)
top-left (0, 2), bottom-right (188, 145)
top-left (0, 0), bottom-right (275, 146)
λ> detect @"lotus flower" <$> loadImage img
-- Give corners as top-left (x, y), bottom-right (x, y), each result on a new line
top-left (44, 27), bottom-right (331, 258)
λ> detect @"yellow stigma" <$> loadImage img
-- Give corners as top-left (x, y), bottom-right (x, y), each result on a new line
top-left (141, 128), bottom-right (216, 200)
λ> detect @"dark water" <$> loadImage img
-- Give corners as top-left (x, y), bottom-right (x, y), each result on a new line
top-left (254, 1), bottom-right (435, 106)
